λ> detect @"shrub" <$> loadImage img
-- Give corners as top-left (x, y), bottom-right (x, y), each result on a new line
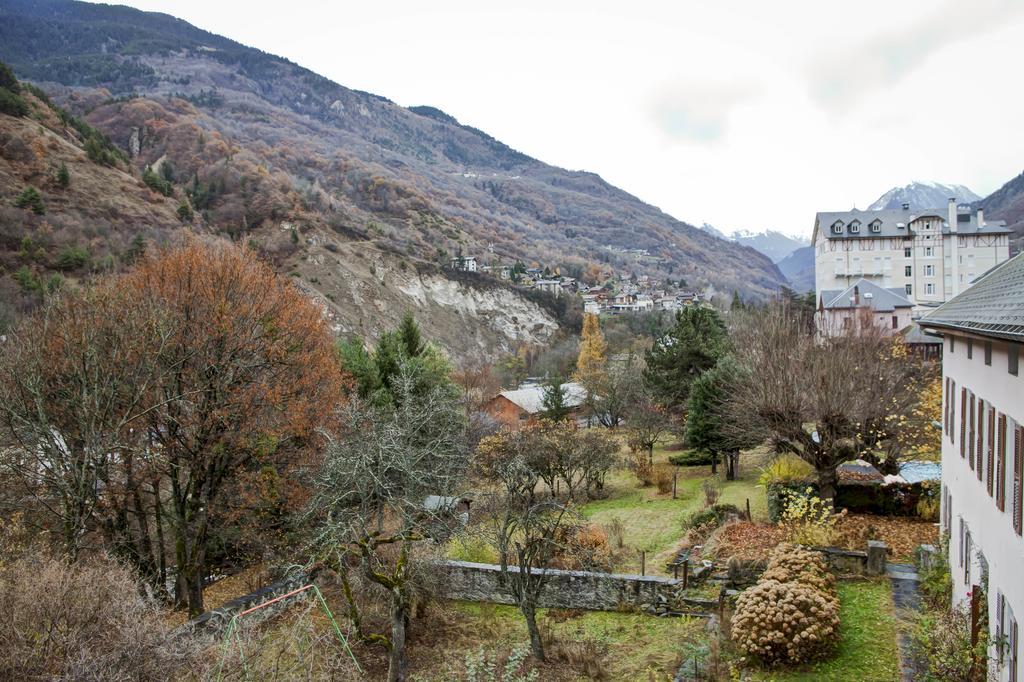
top-left (603, 517), bottom-right (625, 549)
top-left (910, 605), bottom-right (984, 681)
top-left (761, 543), bottom-right (836, 599)
top-left (14, 186), bottom-right (44, 215)
top-left (668, 449), bottom-right (715, 466)
top-left (702, 478), bottom-right (721, 507)
top-left (0, 549), bottom-right (198, 680)
top-left (628, 447), bottom-right (654, 486)
top-left (55, 244), bottom-right (91, 271)
top-left (758, 454), bottom-right (814, 487)
top-left (455, 646), bottom-right (538, 682)
top-left (447, 535), bottom-right (498, 564)
top-left (779, 488), bottom-right (844, 546)
top-left (683, 503), bottom-right (740, 530)
top-left (654, 463), bottom-right (674, 494)
top-left (142, 166), bottom-right (173, 196)
top-left (918, 539), bottom-right (952, 610)
top-left (56, 162), bottom-right (70, 188)
top-left (916, 496), bottom-right (939, 522)
top-left (0, 87), bottom-right (28, 117)
top-left (731, 579), bottom-right (840, 665)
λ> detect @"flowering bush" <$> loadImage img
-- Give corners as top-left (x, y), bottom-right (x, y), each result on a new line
top-left (761, 543), bottom-right (836, 601)
top-left (779, 488), bottom-right (845, 546)
top-left (731, 579), bottom-right (840, 665)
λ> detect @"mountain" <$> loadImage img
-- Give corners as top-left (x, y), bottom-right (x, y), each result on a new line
top-left (698, 224), bottom-right (807, 263)
top-left (0, 0), bottom-right (786, 343)
top-left (978, 169), bottom-right (1024, 254)
top-left (867, 181), bottom-right (980, 210)
top-left (775, 246), bottom-right (814, 294)
top-left (0, 79), bottom-right (565, 356)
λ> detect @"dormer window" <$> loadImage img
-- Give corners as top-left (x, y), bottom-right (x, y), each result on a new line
top-left (849, 220), bottom-right (861, 234)
top-left (831, 220), bottom-right (844, 234)
top-left (870, 220), bottom-right (882, 233)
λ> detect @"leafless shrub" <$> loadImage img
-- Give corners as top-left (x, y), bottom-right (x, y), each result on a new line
top-left (0, 548), bottom-right (199, 681)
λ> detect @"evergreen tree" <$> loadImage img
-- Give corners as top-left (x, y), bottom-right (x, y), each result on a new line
top-left (540, 376), bottom-right (570, 421)
top-left (14, 186), bottom-right (44, 215)
top-left (56, 162), bottom-right (70, 188)
top-left (397, 311), bottom-right (424, 358)
top-left (730, 290), bottom-right (744, 312)
top-left (176, 199), bottom-right (194, 223)
top-left (685, 356), bottom-right (750, 478)
top-left (644, 306), bottom-right (728, 411)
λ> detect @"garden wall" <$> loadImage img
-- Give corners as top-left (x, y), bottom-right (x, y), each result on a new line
top-left (185, 572), bottom-right (310, 634)
top-left (439, 560), bottom-right (683, 611)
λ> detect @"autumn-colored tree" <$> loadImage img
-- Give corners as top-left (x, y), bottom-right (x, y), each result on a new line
top-left (574, 313), bottom-right (607, 388)
top-left (127, 240), bottom-right (343, 615)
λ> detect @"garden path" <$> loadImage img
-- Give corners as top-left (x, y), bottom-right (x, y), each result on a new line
top-left (887, 562), bottom-right (924, 682)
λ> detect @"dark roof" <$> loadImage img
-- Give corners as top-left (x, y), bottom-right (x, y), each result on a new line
top-left (901, 322), bottom-right (942, 346)
top-left (819, 278), bottom-right (913, 312)
top-left (814, 205), bottom-right (1008, 241)
top-left (919, 252), bottom-right (1024, 342)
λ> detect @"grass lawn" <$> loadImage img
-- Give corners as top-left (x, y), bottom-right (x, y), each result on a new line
top-left (748, 580), bottom-right (900, 682)
top-left (406, 601), bottom-right (704, 681)
top-left (576, 441), bottom-right (769, 574)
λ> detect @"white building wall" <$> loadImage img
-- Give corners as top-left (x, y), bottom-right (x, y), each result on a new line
top-left (815, 232), bottom-right (1010, 309)
top-left (940, 332), bottom-right (1024, 682)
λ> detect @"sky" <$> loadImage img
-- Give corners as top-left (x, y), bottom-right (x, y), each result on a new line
top-left (101, 0), bottom-right (1024, 238)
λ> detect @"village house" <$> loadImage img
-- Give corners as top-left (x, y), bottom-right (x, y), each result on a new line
top-left (815, 278), bottom-right (914, 338)
top-left (533, 279), bottom-right (563, 296)
top-left (450, 255), bottom-right (478, 272)
top-left (813, 200), bottom-right (1010, 315)
top-left (920, 252), bottom-right (1024, 682)
top-left (482, 382), bottom-right (587, 427)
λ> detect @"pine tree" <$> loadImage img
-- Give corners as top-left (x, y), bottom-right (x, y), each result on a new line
top-left (398, 312), bottom-right (424, 358)
top-left (56, 162), bottom-right (70, 188)
top-left (574, 313), bottom-right (608, 388)
top-left (176, 199), bottom-right (194, 223)
top-left (644, 306), bottom-right (728, 410)
top-left (541, 376), bottom-right (570, 421)
top-left (14, 186), bottom-right (44, 215)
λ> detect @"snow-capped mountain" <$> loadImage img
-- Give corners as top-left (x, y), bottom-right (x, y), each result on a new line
top-left (867, 181), bottom-right (981, 210)
top-left (699, 224), bottom-right (809, 263)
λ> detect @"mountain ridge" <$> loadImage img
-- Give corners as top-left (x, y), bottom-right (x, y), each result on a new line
top-left (0, 0), bottom-right (787, 307)
top-left (867, 181), bottom-right (980, 211)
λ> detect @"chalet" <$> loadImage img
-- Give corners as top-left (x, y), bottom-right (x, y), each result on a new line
top-left (920, 252), bottom-right (1024, 682)
top-left (483, 382), bottom-right (587, 427)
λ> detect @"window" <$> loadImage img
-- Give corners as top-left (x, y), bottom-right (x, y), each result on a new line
top-left (849, 221), bottom-right (860, 234)
top-left (985, 341), bottom-right (992, 366)
top-left (967, 339), bottom-right (974, 359)
top-left (831, 221), bottom-right (843, 234)
top-left (1014, 425), bottom-right (1024, 536)
top-left (905, 284), bottom-right (912, 295)
top-left (905, 265), bottom-right (912, 277)
top-left (924, 246), bottom-right (934, 257)
top-left (891, 315), bottom-right (898, 329)
top-left (904, 247), bottom-right (912, 258)
top-left (950, 336), bottom-right (956, 353)
top-left (997, 413), bottom-right (1007, 511)
top-left (926, 283), bottom-right (935, 295)
top-left (870, 221), bottom-right (881, 233)
top-left (1010, 344), bottom-right (1020, 376)
top-left (997, 593), bottom-right (1018, 682)
top-left (925, 264), bottom-right (935, 276)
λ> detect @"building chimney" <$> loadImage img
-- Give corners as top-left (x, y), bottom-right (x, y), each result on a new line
top-left (949, 198), bottom-right (960, 298)
top-left (948, 198), bottom-right (957, 234)
top-left (901, 202), bottom-right (910, 211)
top-left (977, 208), bottom-right (985, 228)
top-left (853, 285), bottom-right (860, 305)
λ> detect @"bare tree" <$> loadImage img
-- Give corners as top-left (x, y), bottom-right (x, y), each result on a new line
top-left (626, 381), bottom-right (672, 465)
top-left (476, 438), bottom-right (579, 662)
top-left (310, 365), bottom-right (469, 682)
top-left (725, 303), bottom-right (924, 503)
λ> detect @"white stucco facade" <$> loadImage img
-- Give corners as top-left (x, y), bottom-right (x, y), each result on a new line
top-left (939, 332), bottom-right (1023, 681)
top-left (813, 201), bottom-right (1010, 315)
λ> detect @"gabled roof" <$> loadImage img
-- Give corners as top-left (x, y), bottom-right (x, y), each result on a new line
top-left (813, 206), bottom-right (1008, 242)
top-left (919, 253), bottom-right (1024, 342)
top-left (819, 278), bottom-right (913, 312)
top-left (496, 382), bottom-right (587, 414)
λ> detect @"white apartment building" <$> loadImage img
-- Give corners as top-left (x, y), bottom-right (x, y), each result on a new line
top-left (813, 199), bottom-right (1010, 314)
top-left (815, 278), bottom-right (914, 339)
top-left (921, 253), bottom-right (1024, 682)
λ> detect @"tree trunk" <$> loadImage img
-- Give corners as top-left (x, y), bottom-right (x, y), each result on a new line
top-left (387, 591), bottom-right (409, 682)
top-left (522, 601), bottom-right (545, 661)
top-left (710, 451), bottom-right (718, 475)
top-left (817, 466), bottom-right (838, 508)
top-left (725, 451), bottom-right (738, 481)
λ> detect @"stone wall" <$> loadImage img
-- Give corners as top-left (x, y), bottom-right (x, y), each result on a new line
top-left (185, 573), bottom-right (310, 634)
top-left (439, 560), bottom-right (683, 611)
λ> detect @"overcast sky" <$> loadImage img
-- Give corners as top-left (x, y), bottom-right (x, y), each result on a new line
top-left (104, 0), bottom-right (1024, 238)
